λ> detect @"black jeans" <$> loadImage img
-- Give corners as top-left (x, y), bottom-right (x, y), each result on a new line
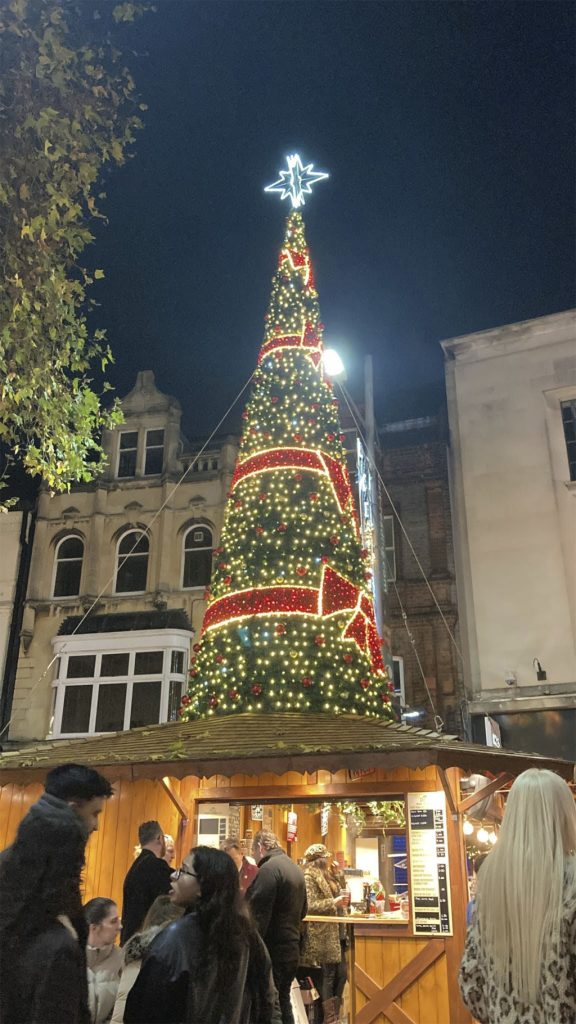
top-left (273, 961), bottom-right (297, 1024)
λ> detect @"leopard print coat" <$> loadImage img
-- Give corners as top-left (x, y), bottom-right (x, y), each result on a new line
top-left (459, 873), bottom-right (576, 1024)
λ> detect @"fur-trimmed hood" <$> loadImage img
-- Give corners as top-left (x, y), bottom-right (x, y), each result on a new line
top-left (122, 924), bottom-right (165, 965)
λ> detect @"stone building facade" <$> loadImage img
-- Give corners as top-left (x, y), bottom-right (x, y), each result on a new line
top-left (378, 412), bottom-right (465, 736)
top-left (442, 310), bottom-right (576, 758)
top-left (8, 371), bottom-right (237, 744)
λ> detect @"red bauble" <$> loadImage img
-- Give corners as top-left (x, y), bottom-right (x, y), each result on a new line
top-left (340, 434), bottom-right (346, 443)
top-left (311, 403), bottom-right (320, 412)
top-left (277, 523), bottom-right (287, 533)
top-left (193, 643), bottom-right (201, 652)
top-left (275, 623), bottom-right (286, 635)
top-left (228, 689), bottom-right (239, 700)
top-left (235, 500), bottom-right (243, 508)
top-left (308, 418), bottom-right (317, 426)
top-left (302, 677), bottom-right (313, 688)
top-left (314, 635), bottom-right (325, 647)
top-left (309, 492), bottom-right (318, 502)
top-left (223, 575), bottom-right (232, 586)
top-left (293, 433), bottom-right (303, 443)
top-left (379, 691), bottom-right (390, 702)
top-left (321, 555), bottom-right (330, 564)
top-left (343, 653), bottom-right (354, 664)
top-left (208, 696), bottom-right (219, 709)
top-left (364, 571), bottom-right (373, 581)
top-left (255, 526), bottom-right (264, 535)
top-left (388, 682), bottom-right (395, 692)
top-left (271, 396), bottom-right (279, 404)
top-left (215, 654), bottom-right (224, 664)
top-left (296, 566), bottom-right (308, 577)
top-left (359, 678), bottom-right (371, 690)
top-left (259, 493), bottom-right (268, 502)
top-left (329, 535), bottom-right (340, 546)
top-left (180, 694), bottom-right (191, 706)
top-left (251, 684), bottom-right (263, 696)
top-left (294, 472), bottom-right (303, 482)
top-left (218, 561), bottom-right (227, 570)
top-left (190, 669), bottom-right (199, 678)
top-left (360, 548), bottom-right (369, 559)
top-left (326, 433), bottom-right (335, 442)
top-left (332, 399), bottom-right (339, 407)
top-left (241, 411), bottom-right (249, 421)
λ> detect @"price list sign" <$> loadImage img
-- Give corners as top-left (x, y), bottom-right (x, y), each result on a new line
top-left (407, 792), bottom-right (452, 935)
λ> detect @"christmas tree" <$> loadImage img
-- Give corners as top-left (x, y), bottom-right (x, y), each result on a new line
top-left (182, 183), bottom-right (393, 721)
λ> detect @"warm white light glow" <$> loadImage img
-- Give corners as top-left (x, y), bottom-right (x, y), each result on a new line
top-left (476, 827), bottom-right (489, 844)
top-left (322, 348), bottom-right (346, 377)
top-left (488, 831), bottom-right (498, 845)
top-left (462, 819), bottom-right (474, 836)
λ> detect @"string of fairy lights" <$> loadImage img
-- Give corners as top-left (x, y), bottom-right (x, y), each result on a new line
top-left (182, 209), bottom-right (393, 721)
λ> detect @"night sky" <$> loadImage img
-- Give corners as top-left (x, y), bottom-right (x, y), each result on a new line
top-left (90, 1), bottom-right (575, 436)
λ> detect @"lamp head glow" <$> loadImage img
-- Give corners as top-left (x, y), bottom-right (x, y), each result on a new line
top-left (322, 348), bottom-right (346, 378)
top-left (476, 827), bottom-right (489, 844)
top-left (265, 154), bottom-right (329, 209)
top-left (462, 820), bottom-right (474, 836)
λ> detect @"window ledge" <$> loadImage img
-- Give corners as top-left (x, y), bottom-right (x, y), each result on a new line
top-left (564, 481), bottom-right (576, 494)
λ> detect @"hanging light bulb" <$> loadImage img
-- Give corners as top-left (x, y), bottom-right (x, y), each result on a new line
top-left (488, 831), bottom-right (498, 845)
top-left (462, 819), bottom-right (474, 836)
top-left (476, 826), bottom-right (489, 844)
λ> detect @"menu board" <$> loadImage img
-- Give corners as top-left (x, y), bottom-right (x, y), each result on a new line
top-left (407, 791), bottom-right (452, 935)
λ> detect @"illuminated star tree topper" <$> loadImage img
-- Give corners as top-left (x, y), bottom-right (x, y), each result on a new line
top-left (265, 153), bottom-right (329, 209)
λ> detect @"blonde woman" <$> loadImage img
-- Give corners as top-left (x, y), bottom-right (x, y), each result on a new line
top-left (459, 768), bottom-right (576, 1023)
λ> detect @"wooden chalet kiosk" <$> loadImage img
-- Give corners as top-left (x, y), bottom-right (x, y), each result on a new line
top-left (0, 712), bottom-right (573, 1024)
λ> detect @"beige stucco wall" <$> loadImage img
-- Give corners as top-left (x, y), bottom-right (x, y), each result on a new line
top-left (443, 310), bottom-right (576, 699)
top-left (10, 372), bottom-right (237, 742)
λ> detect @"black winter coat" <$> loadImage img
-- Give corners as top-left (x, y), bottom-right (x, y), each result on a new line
top-left (124, 910), bottom-right (280, 1024)
top-left (0, 919), bottom-right (89, 1024)
top-left (246, 847), bottom-right (307, 969)
top-left (121, 850), bottom-right (172, 944)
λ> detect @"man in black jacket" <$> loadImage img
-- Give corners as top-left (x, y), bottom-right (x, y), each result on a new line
top-left (247, 829), bottom-right (307, 1024)
top-left (122, 820), bottom-right (172, 943)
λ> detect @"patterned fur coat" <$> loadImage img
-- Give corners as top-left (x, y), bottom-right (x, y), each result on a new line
top-left (459, 866), bottom-right (576, 1024)
top-left (300, 864), bottom-right (341, 968)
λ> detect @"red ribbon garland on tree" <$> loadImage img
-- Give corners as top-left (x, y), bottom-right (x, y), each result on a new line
top-left (231, 446), bottom-right (355, 518)
top-left (202, 565), bottom-right (385, 673)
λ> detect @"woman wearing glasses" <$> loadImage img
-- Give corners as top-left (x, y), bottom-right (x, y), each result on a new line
top-left (124, 845), bottom-right (281, 1024)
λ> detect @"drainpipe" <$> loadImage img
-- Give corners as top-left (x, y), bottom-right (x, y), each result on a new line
top-left (0, 502), bottom-right (36, 738)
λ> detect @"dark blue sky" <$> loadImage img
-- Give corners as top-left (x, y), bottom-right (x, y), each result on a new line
top-left (92, 1), bottom-right (575, 434)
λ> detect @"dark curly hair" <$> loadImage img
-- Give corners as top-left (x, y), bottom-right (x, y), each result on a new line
top-left (187, 846), bottom-right (274, 1024)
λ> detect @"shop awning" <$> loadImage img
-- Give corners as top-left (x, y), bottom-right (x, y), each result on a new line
top-left (0, 712), bottom-right (573, 783)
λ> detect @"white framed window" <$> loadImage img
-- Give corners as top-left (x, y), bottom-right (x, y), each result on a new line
top-left (52, 536), bottom-right (84, 598)
top-left (182, 525), bottom-right (213, 589)
top-left (144, 429), bottom-right (165, 476)
top-left (561, 399), bottom-right (576, 481)
top-left (117, 431), bottom-right (138, 478)
top-left (116, 428), bottom-right (166, 479)
top-left (392, 655), bottom-right (405, 706)
top-left (51, 629), bottom-right (190, 737)
top-left (115, 530), bottom-right (149, 594)
top-left (383, 515), bottom-right (396, 582)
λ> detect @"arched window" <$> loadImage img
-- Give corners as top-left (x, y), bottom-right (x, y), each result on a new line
top-left (183, 526), bottom-right (212, 589)
top-left (53, 536), bottom-right (84, 597)
top-left (115, 530), bottom-right (149, 594)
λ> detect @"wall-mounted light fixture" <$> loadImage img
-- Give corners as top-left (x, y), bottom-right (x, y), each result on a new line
top-left (533, 658), bottom-right (547, 682)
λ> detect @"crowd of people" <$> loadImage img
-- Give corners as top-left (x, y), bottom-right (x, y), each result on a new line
top-left (0, 762), bottom-right (575, 1024)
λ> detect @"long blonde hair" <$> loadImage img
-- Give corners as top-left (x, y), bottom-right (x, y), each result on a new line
top-left (475, 768), bottom-right (576, 1004)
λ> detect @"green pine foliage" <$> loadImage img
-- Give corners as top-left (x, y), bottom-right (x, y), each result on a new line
top-left (182, 211), bottom-right (393, 721)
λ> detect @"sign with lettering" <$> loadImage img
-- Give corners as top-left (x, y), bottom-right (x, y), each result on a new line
top-left (407, 791), bottom-right (452, 935)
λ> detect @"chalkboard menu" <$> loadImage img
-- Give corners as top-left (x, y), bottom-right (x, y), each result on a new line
top-left (407, 792), bottom-right (452, 935)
